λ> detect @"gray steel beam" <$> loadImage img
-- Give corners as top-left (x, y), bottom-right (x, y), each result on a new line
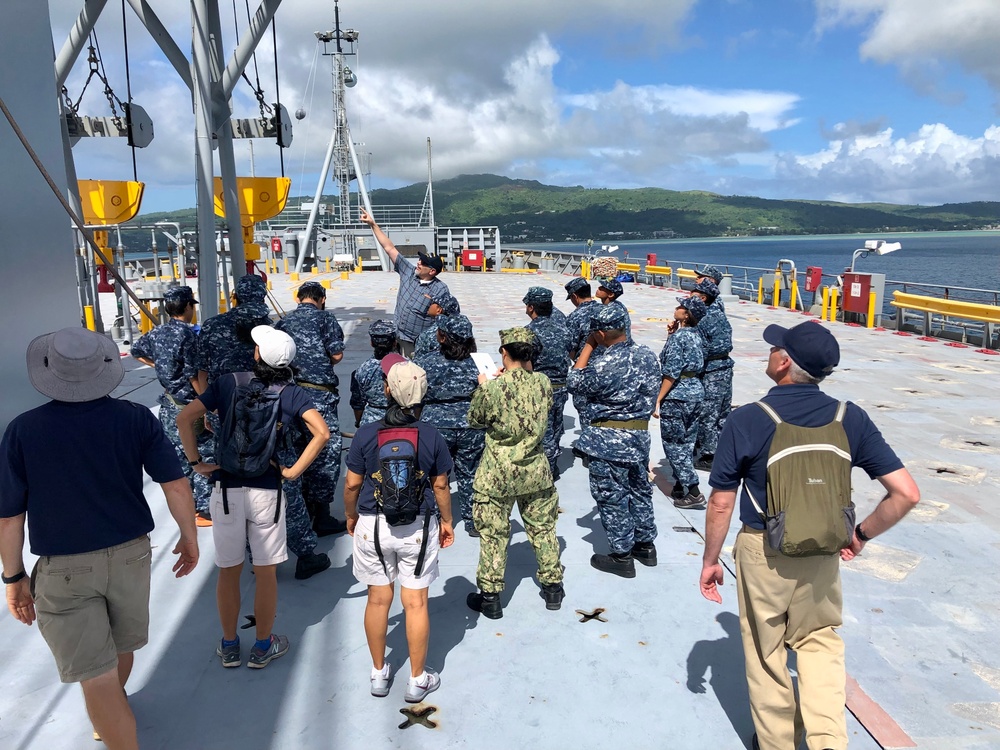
top-left (191, 0), bottom-right (219, 318)
top-left (54, 0), bottom-right (110, 89)
top-left (125, 0), bottom-right (193, 90)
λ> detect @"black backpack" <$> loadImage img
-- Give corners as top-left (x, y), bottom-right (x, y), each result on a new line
top-left (216, 372), bottom-right (287, 520)
top-left (370, 425), bottom-right (432, 576)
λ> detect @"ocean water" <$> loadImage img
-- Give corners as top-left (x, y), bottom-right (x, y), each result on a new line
top-left (520, 231), bottom-right (1000, 299)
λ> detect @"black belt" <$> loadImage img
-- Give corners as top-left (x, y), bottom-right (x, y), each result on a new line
top-left (425, 396), bottom-right (472, 405)
top-left (705, 353), bottom-right (732, 362)
top-left (678, 371), bottom-right (700, 379)
top-left (298, 381), bottom-right (338, 393)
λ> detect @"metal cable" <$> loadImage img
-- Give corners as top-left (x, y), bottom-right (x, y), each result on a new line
top-left (121, 0), bottom-right (137, 182)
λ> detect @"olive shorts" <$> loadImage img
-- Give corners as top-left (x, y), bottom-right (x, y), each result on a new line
top-left (32, 535), bottom-right (152, 683)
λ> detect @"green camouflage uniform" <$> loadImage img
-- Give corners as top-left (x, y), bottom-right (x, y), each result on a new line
top-left (468, 367), bottom-right (562, 593)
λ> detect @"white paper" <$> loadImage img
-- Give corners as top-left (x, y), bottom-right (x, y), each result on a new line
top-left (470, 352), bottom-right (499, 380)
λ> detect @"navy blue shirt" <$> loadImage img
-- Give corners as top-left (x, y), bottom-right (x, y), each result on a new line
top-left (0, 398), bottom-right (183, 556)
top-left (710, 384), bottom-right (904, 529)
top-left (198, 374), bottom-right (315, 490)
top-left (346, 420), bottom-right (453, 515)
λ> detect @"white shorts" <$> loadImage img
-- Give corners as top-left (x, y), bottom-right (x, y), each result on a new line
top-left (210, 486), bottom-right (289, 568)
top-left (352, 513), bottom-right (439, 589)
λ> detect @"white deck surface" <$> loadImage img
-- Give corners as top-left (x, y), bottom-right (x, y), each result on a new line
top-left (2, 267), bottom-right (999, 749)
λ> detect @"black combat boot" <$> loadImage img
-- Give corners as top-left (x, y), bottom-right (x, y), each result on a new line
top-left (540, 583), bottom-right (565, 610)
top-left (694, 454), bottom-right (714, 472)
top-left (294, 552), bottom-right (331, 580)
top-left (630, 542), bottom-right (658, 567)
top-left (467, 591), bottom-right (503, 619)
top-left (590, 552), bottom-right (636, 578)
top-left (310, 502), bottom-right (348, 537)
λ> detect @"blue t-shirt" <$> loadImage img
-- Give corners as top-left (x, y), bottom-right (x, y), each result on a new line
top-left (710, 383), bottom-right (904, 529)
top-left (346, 419), bottom-right (453, 515)
top-left (198, 373), bottom-right (315, 490)
top-left (0, 398), bottom-right (183, 556)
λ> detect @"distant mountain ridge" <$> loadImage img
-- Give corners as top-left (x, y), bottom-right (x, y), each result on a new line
top-left (136, 174), bottom-right (1000, 241)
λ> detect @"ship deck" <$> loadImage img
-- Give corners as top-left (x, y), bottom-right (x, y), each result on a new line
top-left (2, 268), bottom-right (999, 749)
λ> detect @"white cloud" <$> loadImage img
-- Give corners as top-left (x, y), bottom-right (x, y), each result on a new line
top-left (774, 123), bottom-right (1000, 204)
top-left (814, 0), bottom-right (1000, 94)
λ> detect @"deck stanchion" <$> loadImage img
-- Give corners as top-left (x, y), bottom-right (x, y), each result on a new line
top-left (84, 305), bottom-right (96, 331)
top-left (790, 279), bottom-right (799, 311)
top-left (867, 290), bottom-right (877, 328)
top-left (325, 258), bottom-right (331, 273)
top-left (757, 276), bottom-right (765, 305)
top-left (772, 272), bottom-right (782, 308)
top-left (283, 258), bottom-right (289, 274)
top-left (821, 286), bottom-right (830, 321)
top-left (829, 288), bottom-right (839, 322)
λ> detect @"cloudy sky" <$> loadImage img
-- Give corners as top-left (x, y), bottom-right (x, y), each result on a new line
top-left (48, 0), bottom-right (1000, 212)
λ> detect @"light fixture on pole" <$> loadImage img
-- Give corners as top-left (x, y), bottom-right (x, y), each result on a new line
top-left (850, 239), bottom-right (901, 272)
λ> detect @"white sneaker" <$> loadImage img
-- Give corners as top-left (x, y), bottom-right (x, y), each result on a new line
top-left (404, 669), bottom-right (441, 703)
top-left (370, 662), bottom-right (392, 698)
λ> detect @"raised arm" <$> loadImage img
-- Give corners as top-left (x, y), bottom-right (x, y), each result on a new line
top-left (359, 209), bottom-right (400, 265)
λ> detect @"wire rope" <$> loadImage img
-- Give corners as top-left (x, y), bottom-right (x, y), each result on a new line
top-left (120, 0), bottom-right (137, 181)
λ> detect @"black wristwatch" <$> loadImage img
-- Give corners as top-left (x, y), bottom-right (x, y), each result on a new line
top-left (188, 458), bottom-right (201, 466)
top-left (855, 524), bottom-right (872, 543)
top-left (2, 570), bottom-right (26, 584)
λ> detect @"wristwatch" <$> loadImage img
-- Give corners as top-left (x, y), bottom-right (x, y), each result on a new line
top-left (855, 524), bottom-right (872, 543)
top-left (188, 457), bottom-right (201, 466)
top-left (2, 570), bottom-right (26, 584)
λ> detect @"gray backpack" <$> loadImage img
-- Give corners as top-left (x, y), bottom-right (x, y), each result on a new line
top-left (746, 401), bottom-right (856, 557)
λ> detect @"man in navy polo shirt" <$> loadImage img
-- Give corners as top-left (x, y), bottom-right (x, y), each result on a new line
top-left (699, 322), bottom-right (919, 750)
top-left (0, 327), bottom-right (199, 749)
top-left (359, 209), bottom-right (450, 357)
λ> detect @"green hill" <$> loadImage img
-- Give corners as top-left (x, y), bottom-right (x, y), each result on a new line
top-left (135, 174), bottom-right (1000, 242)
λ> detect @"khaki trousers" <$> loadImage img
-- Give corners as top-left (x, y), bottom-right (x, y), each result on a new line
top-left (734, 529), bottom-right (847, 750)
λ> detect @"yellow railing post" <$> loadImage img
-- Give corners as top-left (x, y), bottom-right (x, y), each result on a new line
top-left (789, 279), bottom-right (799, 311)
top-left (867, 290), bottom-right (877, 328)
top-left (283, 258), bottom-right (289, 274)
top-left (828, 288), bottom-right (839, 322)
top-left (757, 276), bottom-right (765, 305)
top-left (290, 272), bottom-right (299, 281)
top-left (325, 258), bottom-right (331, 273)
top-left (84, 305), bottom-right (96, 331)
top-left (456, 256), bottom-right (463, 272)
top-left (772, 271), bottom-right (781, 308)
top-left (821, 286), bottom-right (830, 321)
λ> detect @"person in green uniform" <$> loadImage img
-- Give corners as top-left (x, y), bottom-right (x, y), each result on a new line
top-left (465, 327), bottom-right (565, 619)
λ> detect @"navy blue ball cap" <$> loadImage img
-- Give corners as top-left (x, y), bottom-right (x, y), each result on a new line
top-left (697, 265), bottom-right (723, 283)
top-left (565, 277), bottom-right (589, 298)
top-left (522, 286), bottom-right (553, 305)
top-left (235, 273), bottom-right (267, 301)
top-left (763, 322), bottom-right (840, 378)
top-left (599, 279), bottom-right (623, 297)
top-left (676, 295), bottom-right (707, 323)
top-left (418, 252), bottom-right (444, 273)
top-left (164, 285), bottom-right (196, 304)
top-left (590, 303), bottom-right (628, 331)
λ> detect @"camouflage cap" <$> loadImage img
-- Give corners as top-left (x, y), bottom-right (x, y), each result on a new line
top-left (692, 279), bottom-right (719, 300)
top-left (368, 319), bottom-right (396, 339)
top-left (297, 281), bottom-right (326, 298)
top-left (234, 273), bottom-right (267, 302)
top-left (590, 303), bottom-right (628, 331)
top-left (438, 313), bottom-right (474, 341)
top-left (697, 265), bottom-right (723, 283)
top-left (564, 277), bottom-right (590, 298)
top-left (431, 290), bottom-right (461, 315)
top-left (522, 286), bottom-right (553, 305)
top-left (677, 295), bottom-right (708, 323)
top-left (163, 285), bottom-right (196, 304)
top-left (499, 326), bottom-right (537, 347)
top-left (599, 278), bottom-right (624, 297)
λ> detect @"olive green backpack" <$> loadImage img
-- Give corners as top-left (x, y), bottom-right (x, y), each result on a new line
top-left (746, 401), bottom-right (856, 556)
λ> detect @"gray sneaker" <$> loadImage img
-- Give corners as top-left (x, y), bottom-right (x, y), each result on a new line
top-left (247, 634), bottom-right (289, 669)
top-left (404, 669), bottom-right (441, 703)
top-left (370, 661), bottom-right (392, 698)
top-left (674, 492), bottom-right (707, 510)
top-left (216, 639), bottom-right (241, 668)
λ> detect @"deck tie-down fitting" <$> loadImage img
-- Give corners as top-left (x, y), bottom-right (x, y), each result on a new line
top-left (575, 608), bottom-right (608, 623)
top-left (399, 705), bottom-right (438, 730)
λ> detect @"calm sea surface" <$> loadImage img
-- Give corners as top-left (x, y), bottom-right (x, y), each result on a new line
top-left (519, 231), bottom-right (1000, 296)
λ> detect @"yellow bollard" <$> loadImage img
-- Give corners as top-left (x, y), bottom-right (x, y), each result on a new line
top-left (283, 258), bottom-right (289, 274)
top-left (340, 271), bottom-right (350, 281)
top-left (266, 280), bottom-right (273, 291)
top-left (219, 292), bottom-right (228, 312)
top-left (324, 258), bottom-right (331, 273)
top-left (290, 272), bottom-right (299, 281)
top-left (321, 279), bottom-right (331, 289)
top-left (828, 288), bottom-right (839, 322)
top-left (581, 260), bottom-right (590, 279)
top-left (757, 276), bottom-right (765, 305)
top-left (867, 289), bottom-right (877, 329)
top-left (772, 272), bottom-right (781, 308)
top-left (84, 305), bottom-right (96, 331)
top-left (355, 259), bottom-right (362, 274)
top-left (789, 279), bottom-right (799, 311)
top-left (821, 286), bottom-right (830, 321)
top-left (311, 267), bottom-right (319, 276)
top-left (456, 256), bottom-right (463, 273)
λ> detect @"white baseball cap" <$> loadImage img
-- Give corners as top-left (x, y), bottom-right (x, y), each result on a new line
top-left (251, 325), bottom-right (296, 367)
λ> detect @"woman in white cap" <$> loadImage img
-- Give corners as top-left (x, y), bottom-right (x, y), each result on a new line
top-left (178, 325), bottom-right (329, 670)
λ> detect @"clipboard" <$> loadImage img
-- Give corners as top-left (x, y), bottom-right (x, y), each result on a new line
top-left (470, 352), bottom-right (499, 380)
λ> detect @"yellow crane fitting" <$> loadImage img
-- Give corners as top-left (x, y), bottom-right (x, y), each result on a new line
top-left (78, 180), bottom-right (145, 225)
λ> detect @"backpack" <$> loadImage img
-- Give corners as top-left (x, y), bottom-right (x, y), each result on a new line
top-left (745, 401), bottom-right (856, 557)
top-left (370, 425), bottom-right (433, 576)
top-left (216, 372), bottom-right (287, 520)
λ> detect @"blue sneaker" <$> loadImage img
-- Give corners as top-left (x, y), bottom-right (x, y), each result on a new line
top-left (247, 634), bottom-right (289, 669)
top-left (217, 638), bottom-right (241, 668)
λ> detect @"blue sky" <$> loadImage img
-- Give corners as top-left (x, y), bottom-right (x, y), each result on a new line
top-left (48, 0), bottom-right (1000, 212)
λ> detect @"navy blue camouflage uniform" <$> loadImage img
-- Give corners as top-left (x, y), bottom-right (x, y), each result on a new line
top-left (414, 314), bottom-right (485, 526)
top-left (195, 274), bottom-right (319, 559)
top-left (525, 289), bottom-right (572, 476)
top-left (658, 324), bottom-right (705, 491)
top-left (350, 357), bottom-right (389, 427)
top-left (565, 281), bottom-right (602, 426)
top-left (695, 293), bottom-right (733, 459)
top-left (276, 293), bottom-right (345, 523)
top-left (130, 311), bottom-right (211, 514)
top-left (413, 291), bottom-right (460, 357)
top-left (568, 306), bottom-right (660, 555)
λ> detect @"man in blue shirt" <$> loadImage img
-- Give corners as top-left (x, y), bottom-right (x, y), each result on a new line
top-left (1, 327), bottom-right (199, 749)
top-left (360, 209), bottom-right (450, 357)
top-left (699, 321), bottom-right (920, 750)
